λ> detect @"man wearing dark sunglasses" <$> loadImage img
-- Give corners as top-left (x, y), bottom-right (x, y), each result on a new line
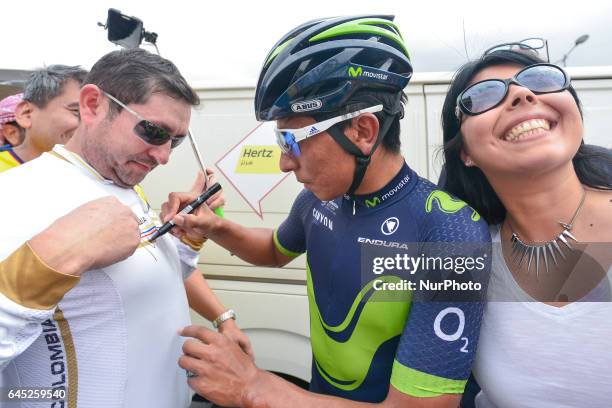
top-left (0, 48), bottom-right (249, 408)
top-left (165, 16), bottom-right (491, 408)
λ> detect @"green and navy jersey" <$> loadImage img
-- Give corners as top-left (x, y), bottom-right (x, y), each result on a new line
top-left (274, 162), bottom-right (491, 402)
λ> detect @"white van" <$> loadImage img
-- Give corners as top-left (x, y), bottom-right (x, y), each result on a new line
top-left (140, 67), bottom-right (612, 386)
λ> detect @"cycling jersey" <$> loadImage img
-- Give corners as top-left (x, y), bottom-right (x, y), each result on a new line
top-left (0, 146), bottom-right (23, 173)
top-left (274, 162), bottom-right (491, 402)
top-left (0, 146), bottom-right (196, 408)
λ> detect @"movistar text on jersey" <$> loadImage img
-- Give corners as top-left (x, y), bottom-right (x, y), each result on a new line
top-left (372, 253), bottom-right (487, 275)
top-left (382, 174), bottom-right (410, 201)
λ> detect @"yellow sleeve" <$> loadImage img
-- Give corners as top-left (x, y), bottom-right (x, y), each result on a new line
top-left (0, 243), bottom-right (80, 310)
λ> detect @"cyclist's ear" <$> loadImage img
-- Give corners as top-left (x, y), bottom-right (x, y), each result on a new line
top-left (346, 113), bottom-right (379, 156)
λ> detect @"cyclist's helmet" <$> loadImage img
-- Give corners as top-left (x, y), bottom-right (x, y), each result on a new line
top-left (255, 15), bottom-right (413, 121)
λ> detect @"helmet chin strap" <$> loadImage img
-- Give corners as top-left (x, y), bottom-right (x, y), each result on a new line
top-left (326, 98), bottom-right (401, 195)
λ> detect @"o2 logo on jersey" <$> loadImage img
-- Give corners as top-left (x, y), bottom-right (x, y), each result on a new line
top-left (381, 217), bottom-right (399, 235)
top-left (434, 307), bottom-right (469, 353)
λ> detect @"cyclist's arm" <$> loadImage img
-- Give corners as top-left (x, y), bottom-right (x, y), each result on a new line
top-left (180, 326), bottom-right (460, 408)
top-left (209, 220), bottom-right (294, 267)
top-left (167, 190), bottom-right (310, 268)
top-left (243, 372), bottom-right (460, 408)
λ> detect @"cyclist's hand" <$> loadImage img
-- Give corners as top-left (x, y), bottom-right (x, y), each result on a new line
top-left (161, 171), bottom-right (223, 241)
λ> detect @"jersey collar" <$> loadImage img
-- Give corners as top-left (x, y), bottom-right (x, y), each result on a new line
top-left (48, 145), bottom-right (152, 213)
top-left (49, 145), bottom-right (113, 184)
top-left (343, 161), bottom-right (415, 213)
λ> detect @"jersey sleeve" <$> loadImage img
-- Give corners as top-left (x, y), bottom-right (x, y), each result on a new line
top-left (273, 189), bottom-right (312, 258)
top-left (0, 243), bottom-right (80, 371)
top-left (391, 197), bottom-right (491, 397)
top-left (390, 300), bottom-right (485, 397)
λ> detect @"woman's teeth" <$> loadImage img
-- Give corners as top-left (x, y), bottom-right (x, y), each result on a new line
top-left (504, 119), bottom-right (551, 141)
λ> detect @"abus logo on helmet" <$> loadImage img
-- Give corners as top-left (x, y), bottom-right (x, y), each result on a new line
top-left (291, 99), bottom-right (322, 113)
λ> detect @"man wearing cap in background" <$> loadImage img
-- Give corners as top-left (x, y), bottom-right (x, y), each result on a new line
top-left (0, 93), bottom-right (26, 171)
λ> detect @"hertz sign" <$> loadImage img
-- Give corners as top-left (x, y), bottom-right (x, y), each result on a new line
top-left (235, 145), bottom-right (282, 174)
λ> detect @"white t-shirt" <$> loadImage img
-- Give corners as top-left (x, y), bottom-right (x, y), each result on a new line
top-left (0, 146), bottom-right (196, 408)
top-left (474, 225), bottom-right (612, 408)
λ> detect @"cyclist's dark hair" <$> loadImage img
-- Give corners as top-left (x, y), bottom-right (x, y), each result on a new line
top-left (313, 89), bottom-right (407, 154)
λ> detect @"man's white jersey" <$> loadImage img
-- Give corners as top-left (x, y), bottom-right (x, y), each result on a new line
top-left (0, 146), bottom-right (194, 408)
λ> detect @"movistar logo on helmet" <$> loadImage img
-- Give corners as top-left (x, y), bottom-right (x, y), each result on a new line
top-left (348, 66), bottom-right (363, 78)
top-left (291, 99), bottom-right (322, 113)
top-left (347, 65), bottom-right (388, 81)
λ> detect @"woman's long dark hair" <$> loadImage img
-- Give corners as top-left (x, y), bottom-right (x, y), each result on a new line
top-left (441, 50), bottom-right (612, 225)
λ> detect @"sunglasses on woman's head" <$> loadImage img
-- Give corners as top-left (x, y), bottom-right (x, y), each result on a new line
top-left (103, 91), bottom-right (186, 148)
top-left (455, 63), bottom-right (570, 121)
top-left (484, 37), bottom-right (549, 63)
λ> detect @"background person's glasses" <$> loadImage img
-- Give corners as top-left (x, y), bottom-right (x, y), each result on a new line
top-left (103, 91), bottom-right (186, 148)
top-left (274, 105), bottom-right (383, 157)
top-left (484, 37), bottom-right (549, 63)
top-left (455, 63), bottom-right (570, 120)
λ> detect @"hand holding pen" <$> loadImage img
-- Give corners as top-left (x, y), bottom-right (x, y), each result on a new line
top-left (150, 182), bottom-right (221, 242)
top-left (157, 171), bottom-right (224, 242)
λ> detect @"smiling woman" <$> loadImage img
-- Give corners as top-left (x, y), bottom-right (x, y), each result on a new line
top-left (442, 50), bottom-right (610, 225)
top-left (440, 49), bottom-right (612, 408)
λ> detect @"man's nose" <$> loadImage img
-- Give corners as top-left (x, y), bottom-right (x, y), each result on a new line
top-left (279, 151), bottom-right (298, 173)
top-left (148, 142), bottom-right (172, 166)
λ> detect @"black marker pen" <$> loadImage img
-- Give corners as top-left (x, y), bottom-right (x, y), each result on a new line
top-left (148, 182), bottom-right (222, 242)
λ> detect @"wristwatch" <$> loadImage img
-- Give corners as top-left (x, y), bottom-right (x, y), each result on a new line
top-left (212, 309), bottom-right (236, 329)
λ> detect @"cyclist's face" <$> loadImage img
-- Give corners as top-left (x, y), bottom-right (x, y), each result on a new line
top-left (277, 115), bottom-right (354, 200)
